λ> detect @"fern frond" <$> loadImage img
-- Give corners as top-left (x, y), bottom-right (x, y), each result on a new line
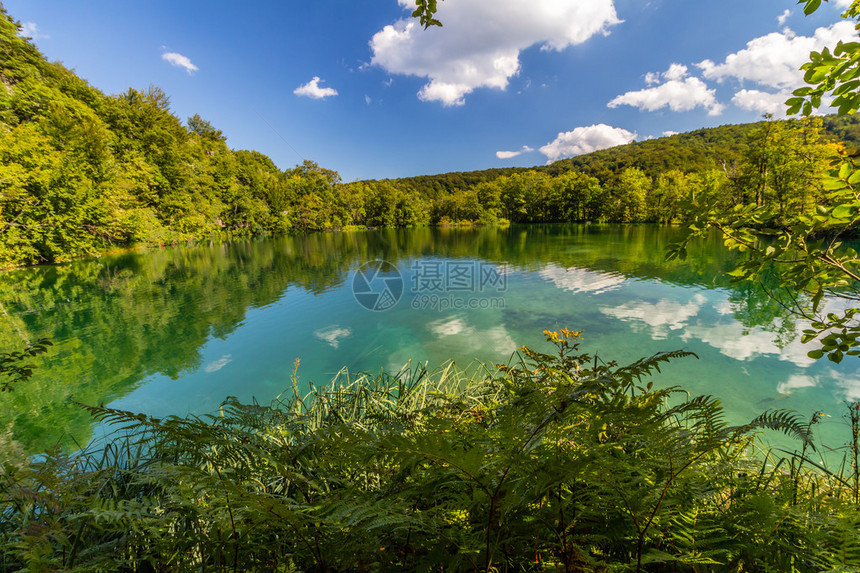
top-left (735, 410), bottom-right (816, 450)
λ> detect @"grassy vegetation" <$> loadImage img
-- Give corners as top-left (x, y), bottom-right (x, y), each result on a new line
top-left (2, 330), bottom-right (859, 572)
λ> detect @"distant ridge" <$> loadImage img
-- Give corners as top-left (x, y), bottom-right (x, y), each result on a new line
top-left (378, 115), bottom-right (860, 199)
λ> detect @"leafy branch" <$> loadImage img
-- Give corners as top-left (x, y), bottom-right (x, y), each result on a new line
top-left (0, 337), bottom-right (51, 392)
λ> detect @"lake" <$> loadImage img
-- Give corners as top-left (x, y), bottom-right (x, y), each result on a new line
top-left (1, 224), bottom-right (858, 462)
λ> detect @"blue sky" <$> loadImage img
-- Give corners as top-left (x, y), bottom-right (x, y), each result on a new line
top-left (5, 0), bottom-right (854, 181)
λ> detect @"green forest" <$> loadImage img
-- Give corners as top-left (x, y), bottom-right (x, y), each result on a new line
top-left (4, 5), bottom-right (860, 268)
top-left (5, 0), bottom-right (860, 571)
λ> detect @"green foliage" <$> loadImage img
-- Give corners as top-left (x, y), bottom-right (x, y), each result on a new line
top-left (0, 2), bottom-right (454, 268)
top-left (4, 2), bottom-right (860, 268)
top-left (0, 8), bottom-right (383, 267)
top-left (790, 0), bottom-right (860, 116)
top-left (0, 338), bottom-right (49, 392)
top-left (669, 2), bottom-right (860, 365)
top-left (2, 330), bottom-right (859, 571)
top-left (667, 181), bottom-right (860, 363)
top-left (412, 0), bottom-right (443, 28)
top-left (375, 116), bottom-right (849, 228)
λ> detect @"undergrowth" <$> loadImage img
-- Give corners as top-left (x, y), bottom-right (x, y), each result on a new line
top-left (1, 330), bottom-right (859, 572)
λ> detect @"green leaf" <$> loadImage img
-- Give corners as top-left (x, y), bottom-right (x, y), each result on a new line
top-left (803, 0), bottom-right (821, 15)
top-left (832, 205), bottom-right (853, 219)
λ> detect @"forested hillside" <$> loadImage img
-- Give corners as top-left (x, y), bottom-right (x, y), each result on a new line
top-left (386, 115), bottom-right (860, 198)
top-left (2, 3), bottom-right (858, 269)
top-left (384, 115), bottom-right (845, 226)
top-left (0, 8), bottom-right (355, 267)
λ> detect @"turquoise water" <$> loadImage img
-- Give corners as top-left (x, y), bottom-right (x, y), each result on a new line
top-left (1, 225), bottom-right (857, 461)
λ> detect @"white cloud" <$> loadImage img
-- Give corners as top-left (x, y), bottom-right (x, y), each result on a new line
top-left (662, 130), bottom-right (679, 137)
top-left (496, 145), bottom-right (534, 159)
top-left (732, 89), bottom-right (792, 116)
top-left (600, 294), bottom-right (707, 340)
top-left (162, 52), bottom-right (198, 74)
top-left (539, 264), bottom-right (626, 294)
top-left (697, 21), bottom-right (856, 91)
top-left (294, 77), bottom-right (338, 99)
top-left (17, 22), bottom-right (48, 39)
top-left (539, 124), bottom-right (636, 162)
top-left (833, 369), bottom-right (860, 400)
top-left (430, 317), bottom-right (467, 336)
top-left (776, 373), bottom-right (818, 394)
top-left (203, 354), bottom-right (232, 373)
top-left (681, 321), bottom-right (815, 367)
top-left (834, 0), bottom-right (853, 8)
top-left (369, 0), bottom-right (621, 105)
top-left (663, 63), bottom-right (689, 81)
top-left (314, 326), bottom-right (352, 348)
top-left (608, 64), bottom-right (724, 115)
top-left (777, 9), bottom-right (792, 26)
top-left (425, 317), bottom-right (518, 355)
top-left (364, 94), bottom-right (372, 104)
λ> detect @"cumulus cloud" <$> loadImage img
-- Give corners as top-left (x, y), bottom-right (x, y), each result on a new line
top-left (732, 89), bottom-right (793, 116)
top-left (608, 64), bottom-right (724, 115)
top-left (834, 369), bottom-right (860, 400)
top-left (697, 21), bottom-right (856, 90)
top-left (17, 22), bottom-right (48, 39)
top-left (369, 0), bottom-right (621, 105)
top-left (294, 77), bottom-right (338, 99)
top-left (662, 130), bottom-right (679, 137)
top-left (430, 317), bottom-right (467, 336)
top-left (539, 124), bottom-right (636, 162)
top-left (162, 51), bottom-right (198, 74)
top-left (496, 145), bottom-right (534, 159)
top-left (777, 9), bottom-right (792, 26)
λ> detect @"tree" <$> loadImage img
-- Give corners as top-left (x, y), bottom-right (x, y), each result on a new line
top-left (610, 167), bottom-right (650, 223)
top-left (670, 1), bottom-right (860, 363)
top-left (648, 169), bottom-right (689, 222)
top-left (739, 116), bottom-right (835, 214)
top-left (187, 113), bottom-right (225, 143)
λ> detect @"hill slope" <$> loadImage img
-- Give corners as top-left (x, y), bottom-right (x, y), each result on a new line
top-left (0, 7), bottom-right (344, 267)
top-left (383, 116), bottom-right (860, 198)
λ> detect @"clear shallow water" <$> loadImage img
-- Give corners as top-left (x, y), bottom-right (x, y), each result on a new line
top-left (1, 225), bottom-right (858, 461)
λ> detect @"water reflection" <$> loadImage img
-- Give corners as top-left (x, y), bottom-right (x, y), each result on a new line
top-left (538, 264), bottom-right (626, 294)
top-left (0, 224), bottom-right (849, 458)
top-left (683, 319), bottom-right (815, 367)
top-left (600, 294), bottom-right (707, 340)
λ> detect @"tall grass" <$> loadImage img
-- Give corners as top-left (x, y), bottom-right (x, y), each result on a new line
top-left (1, 330), bottom-right (859, 572)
